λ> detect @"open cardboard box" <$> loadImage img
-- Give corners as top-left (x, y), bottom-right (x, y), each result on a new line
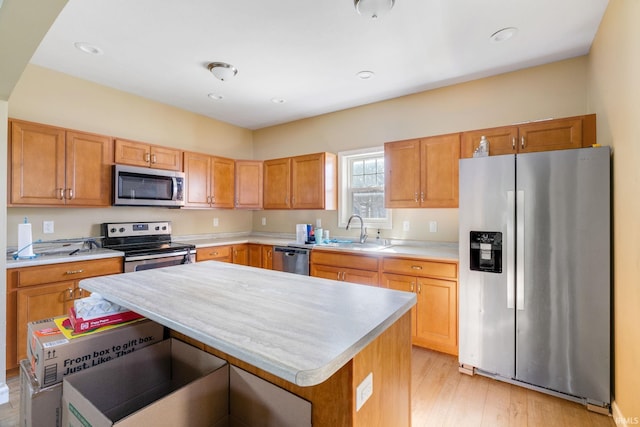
top-left (62, 338), bottom-right (229, 427)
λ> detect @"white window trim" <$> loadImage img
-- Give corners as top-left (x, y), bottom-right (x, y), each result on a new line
top-left (338, 147), bottom-right (392, 230)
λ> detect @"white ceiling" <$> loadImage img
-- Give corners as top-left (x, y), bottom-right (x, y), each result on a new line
top-left (30, 0), bottom-right (609, 130)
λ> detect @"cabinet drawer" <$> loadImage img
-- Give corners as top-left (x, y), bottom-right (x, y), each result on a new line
top-left (311, 251), bottom-right (379, 271)
top-left (17, 258), bottom-right (123, 287)
top-left (382, 258), bottom-right (457, 279)
top-left (197, 245), bottom-right (232, 262)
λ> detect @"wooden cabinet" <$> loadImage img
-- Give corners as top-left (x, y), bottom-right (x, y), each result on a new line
top-left (311, 251), bottom-right (380, 286)
top-left (460, 114), bottom-right (596, 158)
top-left (114, 138), bottom-right (182, 171)
top-left (195, 244), bottom-right (248, 265)
top-left (232, 244), bottom-right (249, 265)
top-left (263, 152), bottom-right (337, 210)
top-left (5, 257), bottom-right (123, 373)
top-left (248, 244), bottom-right (273, 269)
top-left (235, 160), bottom-right (263, 209)
top-left (381, 257), bottom-right (458, 355)
top-left (9, 120), bottom-right (113, 207)
top-left (184, 152), bottom-right (235, 208)
top-left (262, 245), bottom-right (273, 270)
top-left (385, 133), bottom-right (460, 208)
top-left (196, 245), bottom-right (232, 262)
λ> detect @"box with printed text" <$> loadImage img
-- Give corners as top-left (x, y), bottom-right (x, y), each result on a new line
top-left (28, 317), bottom-right (164, 387)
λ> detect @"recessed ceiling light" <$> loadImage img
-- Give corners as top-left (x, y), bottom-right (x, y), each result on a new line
top-left (207, 93), bottom-right (224, 100)
top-left (74, 42), bottom-right (103, 55)
top-left (356, 70), bottom-right (375, 80)
top-left (489, 27), bottom-right (518, 43)
top-left (354, 0), bottom-right (395, 19)
top-left (271, 98), bottom-right (286, 104)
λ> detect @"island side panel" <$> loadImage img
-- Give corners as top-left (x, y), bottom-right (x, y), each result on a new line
top-left (353, 310), bottom-right (412, 427)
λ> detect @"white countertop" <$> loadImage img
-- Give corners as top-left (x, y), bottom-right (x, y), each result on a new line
top-left (5, 248), bottom-right (122, 268)
top-left (79, 261), bottom-right (416, 387)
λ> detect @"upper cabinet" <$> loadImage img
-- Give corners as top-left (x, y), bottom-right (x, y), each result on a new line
top-left (385, 133), bottom-right (460, 208)
top-left (263, 152), bottom-right (337, 210)
top-left (183, 151), bottom-right (235, 208)
top-left (460, 114), bottom-right (596, 158)
top-left (114, 138), bottom-right (182, 171)
top-left (235, 160), bottom-right (263, 209)
top-left (9, 120), bottom-right (113, 207)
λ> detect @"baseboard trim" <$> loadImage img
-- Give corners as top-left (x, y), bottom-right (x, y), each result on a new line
top-left (612, 400), bottom-right (639, 426)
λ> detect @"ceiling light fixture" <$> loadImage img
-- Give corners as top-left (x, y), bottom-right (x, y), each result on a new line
top-left (271, 98), bottom-right (286, 104)
top-left (356, 70), bottom-right (375, 80)
top-left (490, 27), bottom-right (518, 43)
top-left (74, 42), bottom-right (103, 55)
top-left (207, 93), bottom-right (224, 100)
top-left (207, 62), bottom-right (238, 81)
top-left (354, 0), bottom-right (395, 19)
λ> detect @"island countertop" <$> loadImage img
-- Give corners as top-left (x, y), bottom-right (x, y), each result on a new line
top-left (79, 261), bottom-right (416, 387)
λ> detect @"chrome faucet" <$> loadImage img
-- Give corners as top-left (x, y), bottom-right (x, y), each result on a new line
top-left (346, 214), bottom-right (368, 244)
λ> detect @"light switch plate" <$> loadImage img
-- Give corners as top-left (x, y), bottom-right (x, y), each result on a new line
top-left (429, 221), bottom-right (438, 232)
top-left (213, 218), bottom-right (219, 227)
top-left (356, 372), bottom-right (373, 411)
top-left (402, 221), bottom-right (410, 231)
top-left (261, 217), bottom-right (267, 226)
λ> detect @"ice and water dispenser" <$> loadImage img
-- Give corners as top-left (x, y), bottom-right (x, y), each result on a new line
top-left (469, 231), bottom-right (502, 273)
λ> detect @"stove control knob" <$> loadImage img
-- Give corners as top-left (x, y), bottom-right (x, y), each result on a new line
top-left (155, 226), bottom-right (160, 231)
top-left (162, 226), bottom-right (167, 230)
top-left (110, 228), bottom-right (116, 234)
top-left (119, 227), bottom-right (125, 233)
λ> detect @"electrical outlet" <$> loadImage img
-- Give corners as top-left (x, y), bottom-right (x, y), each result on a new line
top-left (429, 221), bottom-right (438, 232)
top-left (356, 372), bottom-right (373, 411)
top-left (261, 217), bottom-right (267, 226)
top-left (43, 221), bottom-right (54, 234)
top-left (316, 218), bottom-right (322, 228)
top-left (402, 220), bottom-right (410, 231)
top-left (213, 218), bottom-right (219, 227)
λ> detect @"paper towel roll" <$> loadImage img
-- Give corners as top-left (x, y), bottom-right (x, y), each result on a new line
top-left (18, 222), bottom-right (34, 257)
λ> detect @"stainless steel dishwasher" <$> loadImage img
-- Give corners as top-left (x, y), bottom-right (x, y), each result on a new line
top-left (272, 246), bottom-right (310, 275)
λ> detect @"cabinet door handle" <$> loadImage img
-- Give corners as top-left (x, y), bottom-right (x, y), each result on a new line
top-left (210, 251), bottom-right (219, 256)
top-left (151, 154), bottom-right (157, 164)
top-left (411, 265), bottom-right (423, 270)
top-left (410, 282), bottom-right (415, 292)
top-left (65, 269), bottom-right (84, 275)
top-left (58, 188), bottom-right (65, 200)
top-left (418, 283), bottom-right (422, 294)
top-left (521, 136), bottom-right (525, 149)
top-left (145, 152), bottom-right (151, 163)
top-left (291, 196), bottom-right (295, 206)
top-left (420, 191), bottom-right (424, 202)
top-left (66, 188), bottom-right (73, 200)
top-left (65, 288), bottom-right (74, 301)
top-left (74, 288), bottom-right (85, 299)
top-left (414, 192), bottom-right (419, 202)
top-left (512, 137), bottom-right (516, 150)
top-left (336, 272), bottom-right (341, 280)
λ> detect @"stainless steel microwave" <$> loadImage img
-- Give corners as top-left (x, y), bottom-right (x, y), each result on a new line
top-left (114, 164), bottom-right (185, 207)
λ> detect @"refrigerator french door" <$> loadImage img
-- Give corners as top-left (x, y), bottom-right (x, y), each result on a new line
top-left (458, 147), bottom-right (610, 409)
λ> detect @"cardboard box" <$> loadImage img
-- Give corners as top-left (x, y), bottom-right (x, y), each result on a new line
top-left (20, 359), bottom-right (62, 427)
top-left (28, 317), bottom-right (164, 387)
top-left (62, 338), bottom-right (229, 427)
top-left (228, 365), bottom-right (311, 427)
top-left (69, 307), bottom-right (145, 333)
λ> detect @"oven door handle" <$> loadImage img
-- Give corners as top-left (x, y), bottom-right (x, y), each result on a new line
top-left (125, 249), bottom-right (192, 262)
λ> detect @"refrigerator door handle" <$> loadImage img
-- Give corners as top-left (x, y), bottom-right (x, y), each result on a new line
top-left (507, 190), bottom-right (515, 309)
top-left (516, 190), bottom-right (525, 310)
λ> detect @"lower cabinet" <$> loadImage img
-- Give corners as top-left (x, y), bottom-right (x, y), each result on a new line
top-left (310, 251), bottom-right (379, 287)
top-left (381, 257), bottom-right (459, 355)
top-left (6, 257), bottom-right (123, 374)
top-left (195, 244), bottom-right (249, 265)
top-left (247, 244), bottom-right (273, 269)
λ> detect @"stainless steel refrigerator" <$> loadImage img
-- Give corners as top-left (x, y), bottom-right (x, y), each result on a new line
top-left (458, 147), bottom-right (610, 410)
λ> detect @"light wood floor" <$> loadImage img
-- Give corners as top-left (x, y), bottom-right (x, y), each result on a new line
top-left (0, 346), bottom-right (615, 426)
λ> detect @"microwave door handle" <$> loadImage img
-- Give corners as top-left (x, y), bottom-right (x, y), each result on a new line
top-left (172, 178), bottom-right (178, 201)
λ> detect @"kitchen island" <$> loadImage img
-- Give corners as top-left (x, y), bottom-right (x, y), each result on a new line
top-left (80, 261), bottom-right (416, 426)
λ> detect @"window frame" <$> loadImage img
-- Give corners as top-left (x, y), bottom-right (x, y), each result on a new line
top-left (338, 147), bottom-right (392, 229)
